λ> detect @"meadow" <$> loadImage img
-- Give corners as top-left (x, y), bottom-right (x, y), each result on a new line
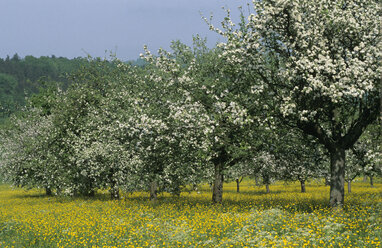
top-left (0, 180), bottom-right (381, 248)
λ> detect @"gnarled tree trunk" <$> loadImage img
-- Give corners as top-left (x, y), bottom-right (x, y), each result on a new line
top-left (329, 147), bottom-right (345, 207)
top-left (150, 181), bottom-right (158, 202)
top-left (212, 161), bottom-right (224, 204)
top-left (212, 148), bottom-right (228, 204)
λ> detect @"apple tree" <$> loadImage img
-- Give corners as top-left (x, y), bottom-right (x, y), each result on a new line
top-left (214, 0), bottom-right (381, 207)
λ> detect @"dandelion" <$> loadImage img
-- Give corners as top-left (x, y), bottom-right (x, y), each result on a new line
top-left (0, 180), bottom-right (380, 247)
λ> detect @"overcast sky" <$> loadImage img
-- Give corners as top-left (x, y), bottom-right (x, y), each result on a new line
top-left (0, 0), bottom-right (252, 60)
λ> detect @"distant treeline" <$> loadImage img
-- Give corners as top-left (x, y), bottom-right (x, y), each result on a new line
top-left (0, 54), bottom-right (146, 123)
top-left (0, 54), bottom-right (89, 122)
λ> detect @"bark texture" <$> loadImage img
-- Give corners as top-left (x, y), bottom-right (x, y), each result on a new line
top-left (150, 181), bottom-right (158, 202)
top-left (212, 161), bottom-right (224, 204)
top-left (297, 99), bottom-right (379, 208)
top-left (329, 147), bottom-right (345, 207)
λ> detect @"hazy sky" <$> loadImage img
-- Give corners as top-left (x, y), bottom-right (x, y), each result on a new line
top-left (0, 0), bottom-right (252, 60)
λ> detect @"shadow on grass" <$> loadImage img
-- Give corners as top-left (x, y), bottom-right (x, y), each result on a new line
top-left (196, 186), bottom-right (285, 195)
top-left (6, 183), bottom-right (381, 214)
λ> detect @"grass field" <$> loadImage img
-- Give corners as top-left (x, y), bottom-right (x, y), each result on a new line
top-left (0, 179), bottom-right (381, 248)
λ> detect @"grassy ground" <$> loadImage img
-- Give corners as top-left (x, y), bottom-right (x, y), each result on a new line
top-left (0, 179), bottom-right (381, 247)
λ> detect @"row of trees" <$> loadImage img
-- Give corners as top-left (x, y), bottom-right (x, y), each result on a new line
top-left (0, 0), bottom-right (381, 207)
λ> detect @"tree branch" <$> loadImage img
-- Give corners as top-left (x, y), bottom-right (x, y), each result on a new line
top-left (297, 120), bottom-right (332, 150)
top-left (342, 100), bottom-right (380, 149)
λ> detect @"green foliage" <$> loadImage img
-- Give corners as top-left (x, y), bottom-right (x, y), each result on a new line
top-left (0, 54), bottom-right (88, 123)
top-left (0, 73), bottom-right (20, 119)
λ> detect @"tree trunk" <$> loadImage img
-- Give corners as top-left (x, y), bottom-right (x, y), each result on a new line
top-left (212, 161), bottom-right (224, 204)
top-left (263, 174), bottom-right (270, 194)
top-left (363, 175), bottom-right (368, 182)
top-left (236, 178), bottom-right (240, 193)
top-left (370, 176), bottom-right (374, 187)
top-left (300, 180), bottom-right (306, 193)
top-left (329, 147), bottom-right (346, 208)
top-left (45, 187), bottom-right (52, 196)
top-left (150, 181), bottom-right (157, 202)
top-left (347, 180), bottom-right (351, 193)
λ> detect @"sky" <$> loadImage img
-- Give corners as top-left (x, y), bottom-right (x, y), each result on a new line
top-left (0, 0), bottom-right (252, 61)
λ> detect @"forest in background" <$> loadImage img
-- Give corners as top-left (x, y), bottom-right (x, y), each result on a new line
top-left (0, 54), bottom-right (144, 123)
top-left (0, 54), bottom-right (87, 122)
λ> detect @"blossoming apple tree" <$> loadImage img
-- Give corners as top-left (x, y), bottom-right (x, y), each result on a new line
top-left (0, 109), bottom-right (57, 195)
top-left (141, 38), bottom-right (264, 203)
top-left (214, 0), bottom-right (381, 207)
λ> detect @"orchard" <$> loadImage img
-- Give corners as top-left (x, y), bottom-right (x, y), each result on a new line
top-left (0, 0), bottom-right (380, 207)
